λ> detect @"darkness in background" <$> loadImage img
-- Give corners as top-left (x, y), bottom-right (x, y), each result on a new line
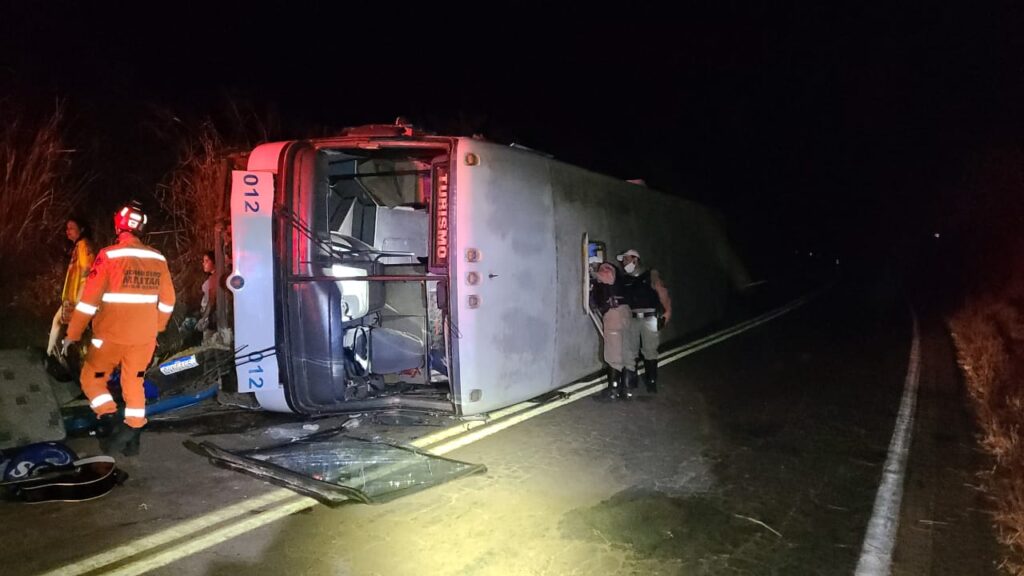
top-left (2, 3), bottom-right (1023, 301)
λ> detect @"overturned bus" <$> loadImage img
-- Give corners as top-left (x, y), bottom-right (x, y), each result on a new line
top-left (223, 124), bottom-right (749, 417)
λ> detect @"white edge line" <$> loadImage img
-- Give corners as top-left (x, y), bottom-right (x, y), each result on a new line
top-left (855, 312), bottom-right (921, 576)
top-left (44, 293), bottom-right (814, 576)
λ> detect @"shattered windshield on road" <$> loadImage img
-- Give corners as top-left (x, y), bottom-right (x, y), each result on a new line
top-left (187, 431), bottom-right (485, 505)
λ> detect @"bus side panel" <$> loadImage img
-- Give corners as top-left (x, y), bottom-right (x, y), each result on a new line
top-left (548, 167), bottom-right (613, 382)
top-left (451, 141), bottom-right (558, 415)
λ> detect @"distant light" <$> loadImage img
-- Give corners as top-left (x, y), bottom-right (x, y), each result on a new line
top-left (835, 258), bottom-right (840, 266)
top-left (809, 252), bottom-right (814, 257)
top-left (933, 232), bottom-right (941, 238)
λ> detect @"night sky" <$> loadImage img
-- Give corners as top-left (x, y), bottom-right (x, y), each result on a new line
top-left (3, 3), bottom-right (1023, 277)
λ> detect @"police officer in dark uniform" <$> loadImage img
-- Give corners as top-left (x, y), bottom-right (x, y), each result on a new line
top-left (590, 260), bottom-right (637, 399)
top-left (617, 249), bottom-right (672, 393)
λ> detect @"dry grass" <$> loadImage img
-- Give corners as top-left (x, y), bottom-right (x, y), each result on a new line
top-left (149, 119), bottom-right (250, 350)
top-left (0, 103), bottom-right (80, 261)
top-left (949, 280), bottom-right (1024, 575)
top-left (154, 121), bottom-right (232, 293)
top-left (0, 102), bottom-right (90, 345)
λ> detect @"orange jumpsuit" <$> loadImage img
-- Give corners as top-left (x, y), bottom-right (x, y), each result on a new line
top-left (66, 235), bottom-right (176, 428)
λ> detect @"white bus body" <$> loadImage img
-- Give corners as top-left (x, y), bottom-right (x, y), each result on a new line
top-left (227, 126), bottom-right (749, 416)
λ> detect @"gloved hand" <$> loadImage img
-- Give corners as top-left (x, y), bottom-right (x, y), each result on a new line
top-left (60, 337), bottom-right (76, 356)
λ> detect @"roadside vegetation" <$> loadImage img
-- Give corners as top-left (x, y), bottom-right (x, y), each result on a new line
top-left (950, 265), bottom-right (1024, 575)
top-left (947, 150), bottom-right (1024, 575)
top-left (0, 103), bottom-right (90, 348)
top-left (0, 99), bottom-right (287, 353)
top-left (148, 118), bottom-right (248, 352)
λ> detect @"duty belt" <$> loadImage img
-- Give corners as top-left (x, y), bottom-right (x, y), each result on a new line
top-left (632, 308), bottom-right (658, 318)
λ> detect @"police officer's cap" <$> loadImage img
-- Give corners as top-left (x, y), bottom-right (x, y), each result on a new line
top-left (616, 249), bottom-right (641, 261)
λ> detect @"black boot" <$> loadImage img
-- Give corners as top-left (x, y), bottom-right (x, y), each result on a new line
top-left (619, 370), bottom-right (635, 399)
top-left (123, 429), bottom-right (142, 457)
top-left (101, 423), bottom-right (143, 457)
top-left (596, 367), bottom-right (622, 401)
top-left (95, 413), bottom-right (118, 438)
top-left (644, 360), bottom-right (658, 393)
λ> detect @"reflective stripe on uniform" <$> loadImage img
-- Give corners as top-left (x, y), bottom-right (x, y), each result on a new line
top-left (91, 393), bottom-right (115, 408)
top-left (91, 338), bottom-right (104, 349)
top-left (76, 301), bottom-right (99, 315)
top-left (124, 408), bottom-right (146, 418)
top-left (158, 302), bottom-right (174, 313)
top-left (106, 248), bottom-right (166, 261)
top-left (102, 293), bottom-right (159, 304)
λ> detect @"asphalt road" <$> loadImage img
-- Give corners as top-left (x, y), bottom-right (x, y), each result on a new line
top-left (1, 281), bottom-right (1002, 575)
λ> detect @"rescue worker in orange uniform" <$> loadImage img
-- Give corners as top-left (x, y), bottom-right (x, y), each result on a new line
top-left (62, 201), bottom-right (176, 455)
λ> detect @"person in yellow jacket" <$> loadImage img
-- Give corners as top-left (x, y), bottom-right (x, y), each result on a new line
top-left (46, 217), bottom-right (97, 359)
top-left (62, 201), bottom-right (176, 455)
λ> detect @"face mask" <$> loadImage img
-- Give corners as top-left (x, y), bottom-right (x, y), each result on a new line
top-left (624, 262), bottom-right (636, 274)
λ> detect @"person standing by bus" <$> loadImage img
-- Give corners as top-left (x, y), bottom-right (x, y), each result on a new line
top-left (47, 217), bottom-right (97, 362)
top-left (196, 250), bottom-right (218, 343)
top-left (62, 201), bottom-right (176, 456)
top-left (592, 260), bottom-right (637, 399)
top-left (617, 249), bottom-right (672, 393)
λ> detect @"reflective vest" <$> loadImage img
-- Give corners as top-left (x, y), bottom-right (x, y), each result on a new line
top-left (66, 236), bottom-right (176, 345)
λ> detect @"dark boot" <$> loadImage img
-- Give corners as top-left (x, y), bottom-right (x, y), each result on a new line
top-left (94, 413), bottom-right (118, 438)
top-left (596, 367), bottom-right (622, 401)
top-left (619, 370), bottom-right (635, 399)
top-left (644, 360), bottom-right (658, 393)
top-left (123, 429), bottom-right (142, 457)
top-left (101, 423), bottom-right (143, 457)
